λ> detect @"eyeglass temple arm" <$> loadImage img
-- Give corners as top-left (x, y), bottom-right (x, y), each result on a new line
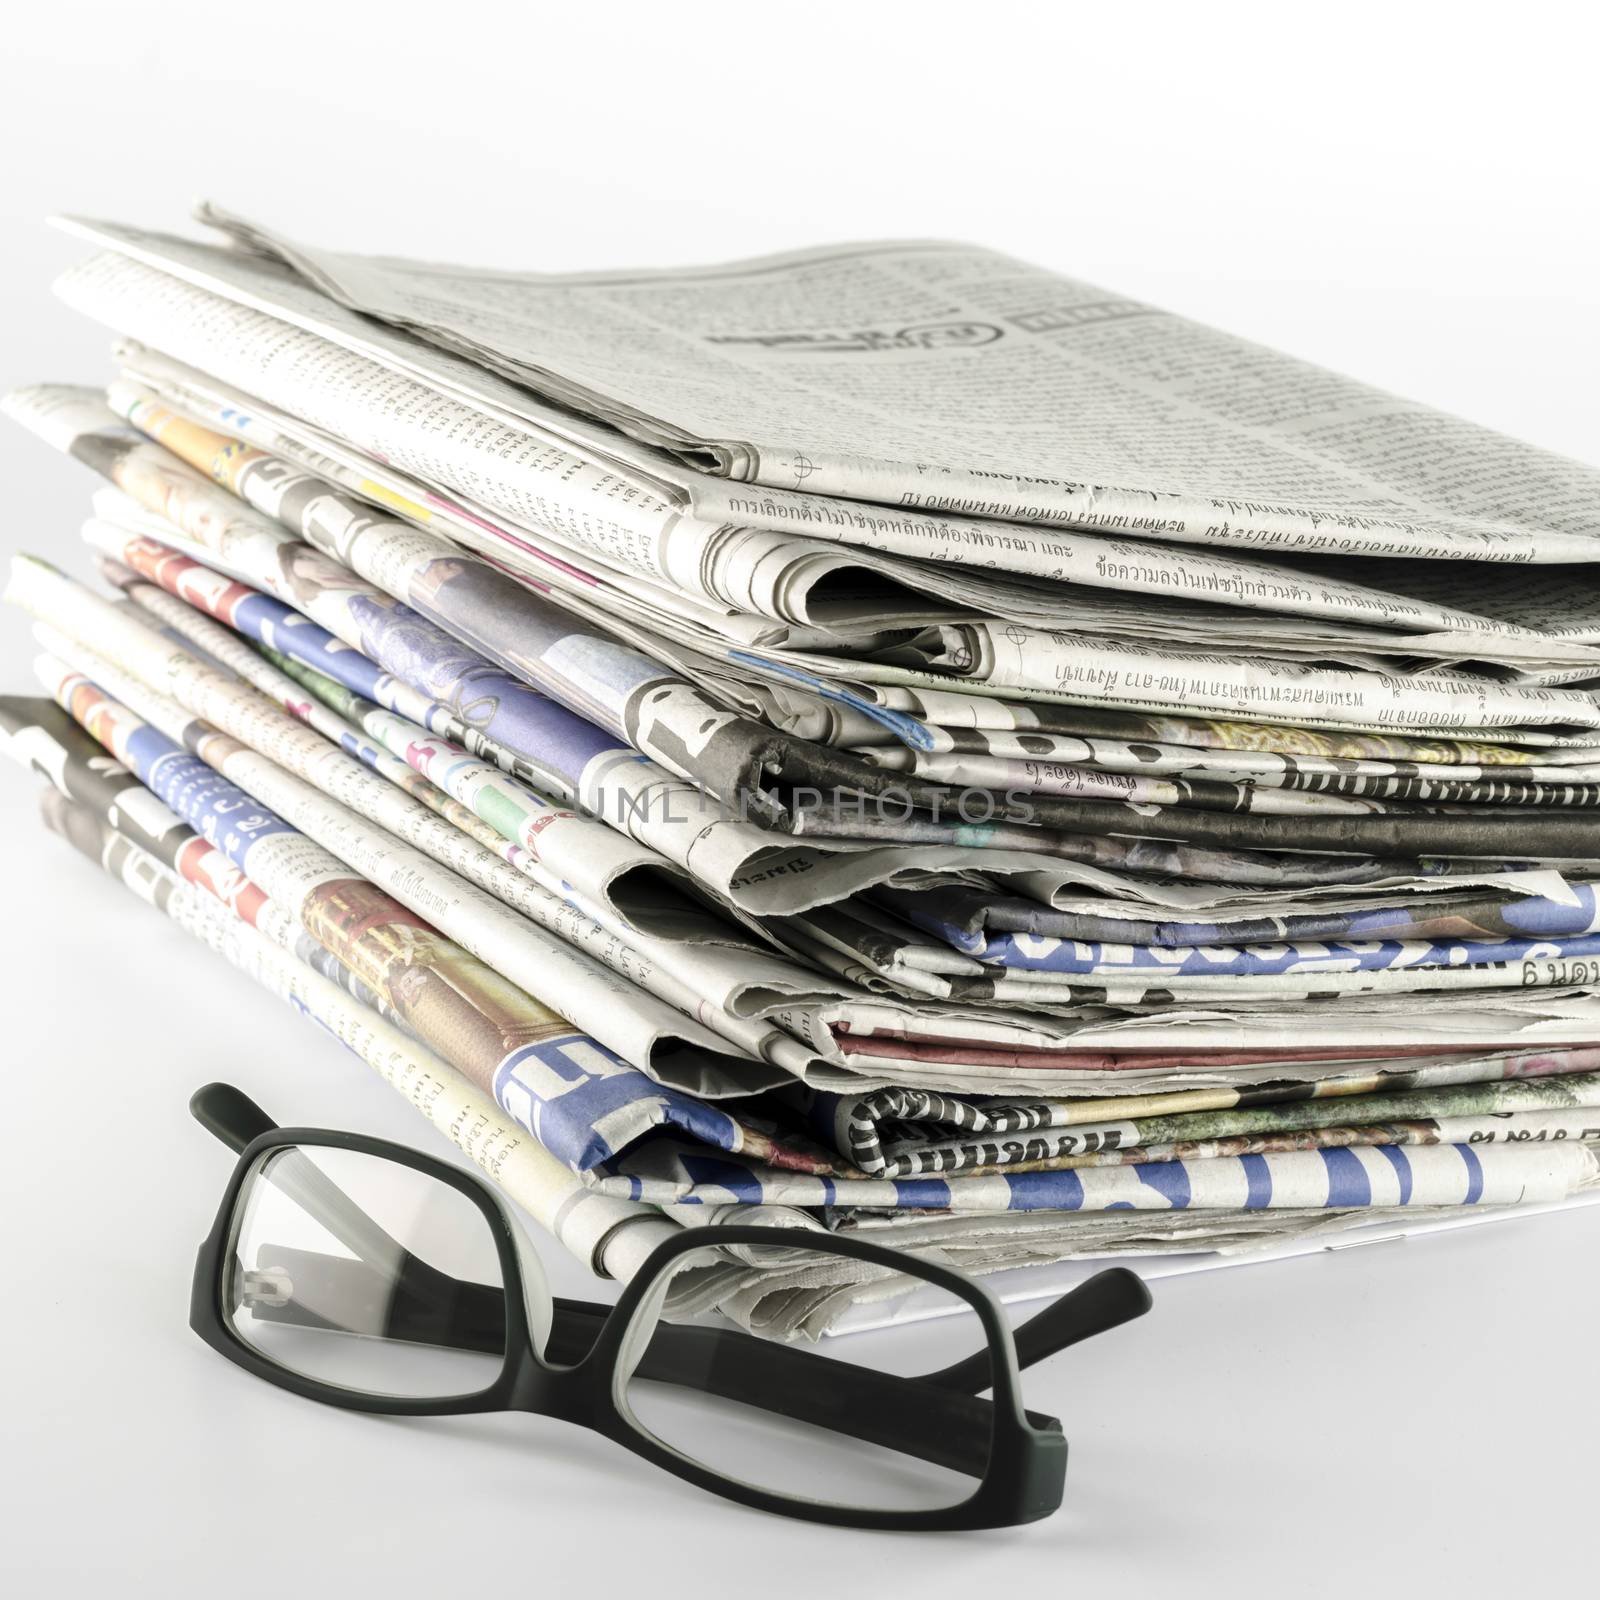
top-left (920, 1267), bottom-right (1153, 1394)
top-left (190, 1082), bottom-right (421, 1290)
top-left (191, 1082), bottom-right (279, 1152)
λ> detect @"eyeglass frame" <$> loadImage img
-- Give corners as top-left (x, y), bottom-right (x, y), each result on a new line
top-left (187, 1082), bottom-right (1151, 1532)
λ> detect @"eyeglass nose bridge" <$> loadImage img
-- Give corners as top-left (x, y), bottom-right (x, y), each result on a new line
top-left (504, 1348), bottom-right (598, 1425)
top-left (496, 1203), bottom-right (613, 1426)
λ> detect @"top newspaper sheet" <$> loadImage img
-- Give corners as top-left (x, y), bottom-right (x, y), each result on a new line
top-left (41, 251), bottom-right (1600, 770)
top-left (190, 205), bottom-right (1600, 565)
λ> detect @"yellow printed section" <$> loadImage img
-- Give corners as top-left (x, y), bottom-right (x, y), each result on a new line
top-left (360, 479), bottom-right (434, 524)
top-left (120, 395), bottom-right (263, 494)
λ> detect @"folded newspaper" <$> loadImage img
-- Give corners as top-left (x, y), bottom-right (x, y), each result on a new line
top-left (3, 206), bottom-right (1599, 1338)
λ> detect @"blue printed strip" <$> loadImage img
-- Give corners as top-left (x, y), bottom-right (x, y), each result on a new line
top-left (1319, 1147), bottom-right (1373, 1207)
top-left (594, 1141), bottom-right (1581, 1210)
top-left (491, 1037), bottom-right (747, 1172)
top-left (122, 726), bottom-right (299, 876)
top-left (889, 883), bottom-right (1600, 960)
top-left (232, 596), bottom-right (624, 789)
top-left (961, 928), bottom-right (1600, 977)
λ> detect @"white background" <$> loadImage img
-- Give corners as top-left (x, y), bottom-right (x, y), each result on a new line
top-left (2, 3), bottom-right (1597, 1592)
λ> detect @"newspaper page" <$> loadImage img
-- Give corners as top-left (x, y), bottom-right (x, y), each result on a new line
top-left (43, 250), bottom-right (1600, 746)
top-left (39, 580), bottom-right (1600, 1100)
top-left (16, 665), bottom-right (845, 1179)
top-left (778, 991), bottom-right (1600, 1094)
top-left (104, 570), bottom-right (840, 1077)
top-left (101, 487), bottom-right (1571, 946)
top-left (99, 570), bottom-right (861, 1079)
top-left (25, 569), bottom-right (1600, 1107)
top-left (1, 692), bottom-right (415, 1030)
top-left (40, 383), bottom-right (1600, 809)
top-left (815, 1046), bottom-right (1600, 1168)
top-left (194, 204), bottom-right (1600, 562)
top-left (114, 361), bottom-right (1600, 669)
top-left (866, 744), bottom-right (1600, 803)
top-left (29, 729), bottom-right (1597, 1223)
top-left (874, 874), bottom-right (1599, 947)
top-left (42, 538), bottom-right (1600, 1090)
top-left (62, 217), bottom-right (1591, 624)
top-left (4, 553), bottom-right (783, 1093)
top-left (56, 473), bottom-right (1600, 876)
top-left (769, 891), bottom-right (1600, 1004)
top-left (128, 572), bottom-right (1600, 1100)
top-left (27, 677), bottom-right (1590, 1196)
top-left (812, 1066), bottom-right (1600, 1177)
top-left (598, 1133), bottom-right (1599, 1210)
top-left (69, 535), bottom-right (1600, 1018)
top-left (55, 392), bottom-right (1543, 915)
top-left (79, 503), bottom-right (1258, 923)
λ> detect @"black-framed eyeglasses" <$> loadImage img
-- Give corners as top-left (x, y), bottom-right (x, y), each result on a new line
top-left (187, 1082), bottom-right (1152, 1531)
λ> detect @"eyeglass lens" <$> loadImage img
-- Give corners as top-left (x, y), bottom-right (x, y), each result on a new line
top-left (223, 1144), bottom-right (508, 1400)
top-left (613, 1243), bottom-right (996, 1512)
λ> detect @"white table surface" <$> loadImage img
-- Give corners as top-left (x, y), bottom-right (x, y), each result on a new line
top-left (3, 6), bottom-right (1597, 1591)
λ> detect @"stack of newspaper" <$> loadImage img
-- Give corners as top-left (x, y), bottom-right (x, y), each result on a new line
top-left (5, 209), bottom-right (1600, 1336)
